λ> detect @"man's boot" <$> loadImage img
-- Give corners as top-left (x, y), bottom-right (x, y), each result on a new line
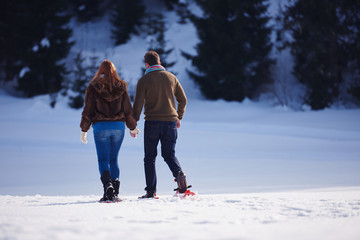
top-left (175, 170), bottom-right (188, 193)
top-left (139, 191), bottom-right (157, 199)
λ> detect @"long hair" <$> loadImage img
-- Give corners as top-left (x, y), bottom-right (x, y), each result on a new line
top-left (91, 60), bottom-right (126, 92)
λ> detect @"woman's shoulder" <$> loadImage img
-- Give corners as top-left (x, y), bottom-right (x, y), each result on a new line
top-left (86, 83), bottom-right (96, 93)
top-left (85, 84), bottom-right (100, 99)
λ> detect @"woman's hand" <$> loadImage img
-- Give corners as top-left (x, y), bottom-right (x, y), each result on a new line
top-left (130, 128), bottom-right (140, 138)
top-left (80, 131), bottom-right (88, 144)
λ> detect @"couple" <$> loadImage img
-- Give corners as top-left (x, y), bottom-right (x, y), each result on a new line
top-left (80, 51), bottom-right (188, 202)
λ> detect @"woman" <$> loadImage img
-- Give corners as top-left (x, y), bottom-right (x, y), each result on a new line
top-left (80, 60), bottom-right (139, 202)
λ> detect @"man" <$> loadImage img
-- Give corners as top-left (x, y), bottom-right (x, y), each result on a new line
top-left (133, 50), bottom-right (188, 198)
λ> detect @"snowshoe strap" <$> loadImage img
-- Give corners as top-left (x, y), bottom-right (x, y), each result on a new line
top-left (174, 185), bottom-right (192, 192)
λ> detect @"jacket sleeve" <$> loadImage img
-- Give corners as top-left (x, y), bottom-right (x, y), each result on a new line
top-left (122, 90), bottom-right (137, 130)
top-left (175, 78), bottom-right (187, 120)
top-left (80, 86), bottom-right (95, 132)
top-left (132, 78), bottom-right (145, 122)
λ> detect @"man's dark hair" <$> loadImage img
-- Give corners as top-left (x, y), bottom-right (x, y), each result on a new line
top-left (144, 51), bottom-right (161, 66)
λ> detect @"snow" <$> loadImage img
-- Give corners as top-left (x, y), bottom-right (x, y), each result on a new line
top-left (1, 90), bottom-right (359, 196)
top-left (32, 45), bottom-right (39, 52)
top-left (78, 5), bottom-right (85, 11)
top-left (40, 38), bottom-right (50, 48)
top-left (19, 67), bottom-right (30, 78)
top-left (1, 89), bottom-right (360, 239)
top-left (1, 188), bottom-right (360, 240)
top-left (32, 38), bottom-right (50, 53)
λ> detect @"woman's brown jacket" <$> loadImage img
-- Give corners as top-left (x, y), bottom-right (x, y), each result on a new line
top-left (80, 79), bottom-right (137, 132)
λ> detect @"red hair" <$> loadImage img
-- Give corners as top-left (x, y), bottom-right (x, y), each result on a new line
top-left (91, 60), bottom-right (126, 92)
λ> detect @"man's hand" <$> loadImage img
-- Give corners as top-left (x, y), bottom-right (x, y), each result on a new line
top-left (176, 120), bottom-right (181, 128)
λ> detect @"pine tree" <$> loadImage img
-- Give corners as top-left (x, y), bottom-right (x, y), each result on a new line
top-left (143, 12), bottom-right (176, 73)
top-left (16, 0), bottom-right (73, 102)
top-left (340, 0), bottom-right (360, 103)
top-left (160, 0), bottom-right (180, 10)
top-left (110, 0), bottom-right (146, 45)
top-left (68, 51), bottom-right (100, 109)
top-left (69, 52), bottom-right (88, 109)
top-left (0, 1), bottom-right (7, 82)
top-left (72, 0), bottom-right (103, 22)
top-left (183, 0), bottom-right (274, 101)
top-left (278, 0), bottom-right (360, 109)
top-left (1, 0), bottom-right (73, 107)
top-left (87, 51), bottom-right (101, 79)
top-left (1, 0), bottom-right (32, 83)
top-left (160, 0), bottom-right (190, 24)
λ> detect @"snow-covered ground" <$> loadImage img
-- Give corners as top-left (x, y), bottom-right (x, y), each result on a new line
top-left (1, 89), bottom-right (360, 239)
top-left (1, 90), bottom-right (360, 196)
top-left (1, 188), bottom-right (360, 240)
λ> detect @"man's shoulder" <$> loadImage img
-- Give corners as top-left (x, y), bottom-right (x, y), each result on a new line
top-left (143, 71), bottom-right (176, 79)
top-left (158, 71), bottom-right (179, 84)
top-left (162, 70), bottom-right (177, 78)
top-left (146, 70), bottom-right (175, 77)
top-left (140, 71), bottom-right (179, 85)
top-left (137, 75), bottom-right (147, 85)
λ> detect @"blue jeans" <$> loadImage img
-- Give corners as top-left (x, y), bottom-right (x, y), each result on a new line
top-left (93, 128), bottom-right (125, 180)
top-left (144, 121), bottom-right (182, 193)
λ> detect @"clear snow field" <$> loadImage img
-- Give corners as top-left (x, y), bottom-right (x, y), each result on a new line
top-left (1, 189), bottom-right (360, 240)
top-left (0, 90), bottom-right (360, 240)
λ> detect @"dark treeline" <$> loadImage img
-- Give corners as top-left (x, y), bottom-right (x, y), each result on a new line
top-left (183, 0), bottom-right (274, 102)
top-left (0, 0), bottom-right (359, 109)
top-left (277, 0), bottom-right (360, 110)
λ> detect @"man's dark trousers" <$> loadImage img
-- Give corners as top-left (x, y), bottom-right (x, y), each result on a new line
top-left (143, 120), bottom-right (182, 193)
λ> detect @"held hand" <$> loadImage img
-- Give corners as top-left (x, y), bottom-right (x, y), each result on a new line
top-left (130, 128), bottom-right (140, 138)
top-left (80, 131), bottom-right (88, 144)
top-left (176, 120), bottom-right (181, 128)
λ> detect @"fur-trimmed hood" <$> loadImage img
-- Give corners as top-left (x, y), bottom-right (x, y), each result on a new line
top-left (80, 77), bottom-right (136, 132)
top-left (90, 78), bottom-right (127, 102)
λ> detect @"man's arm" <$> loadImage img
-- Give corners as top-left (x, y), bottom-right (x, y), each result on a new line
top-left (175, 79), bottom-right (187, 120)
top-left (132, 78), bottom-right (145, 122)
top-left (122, 90), bottom-right (137, 130)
